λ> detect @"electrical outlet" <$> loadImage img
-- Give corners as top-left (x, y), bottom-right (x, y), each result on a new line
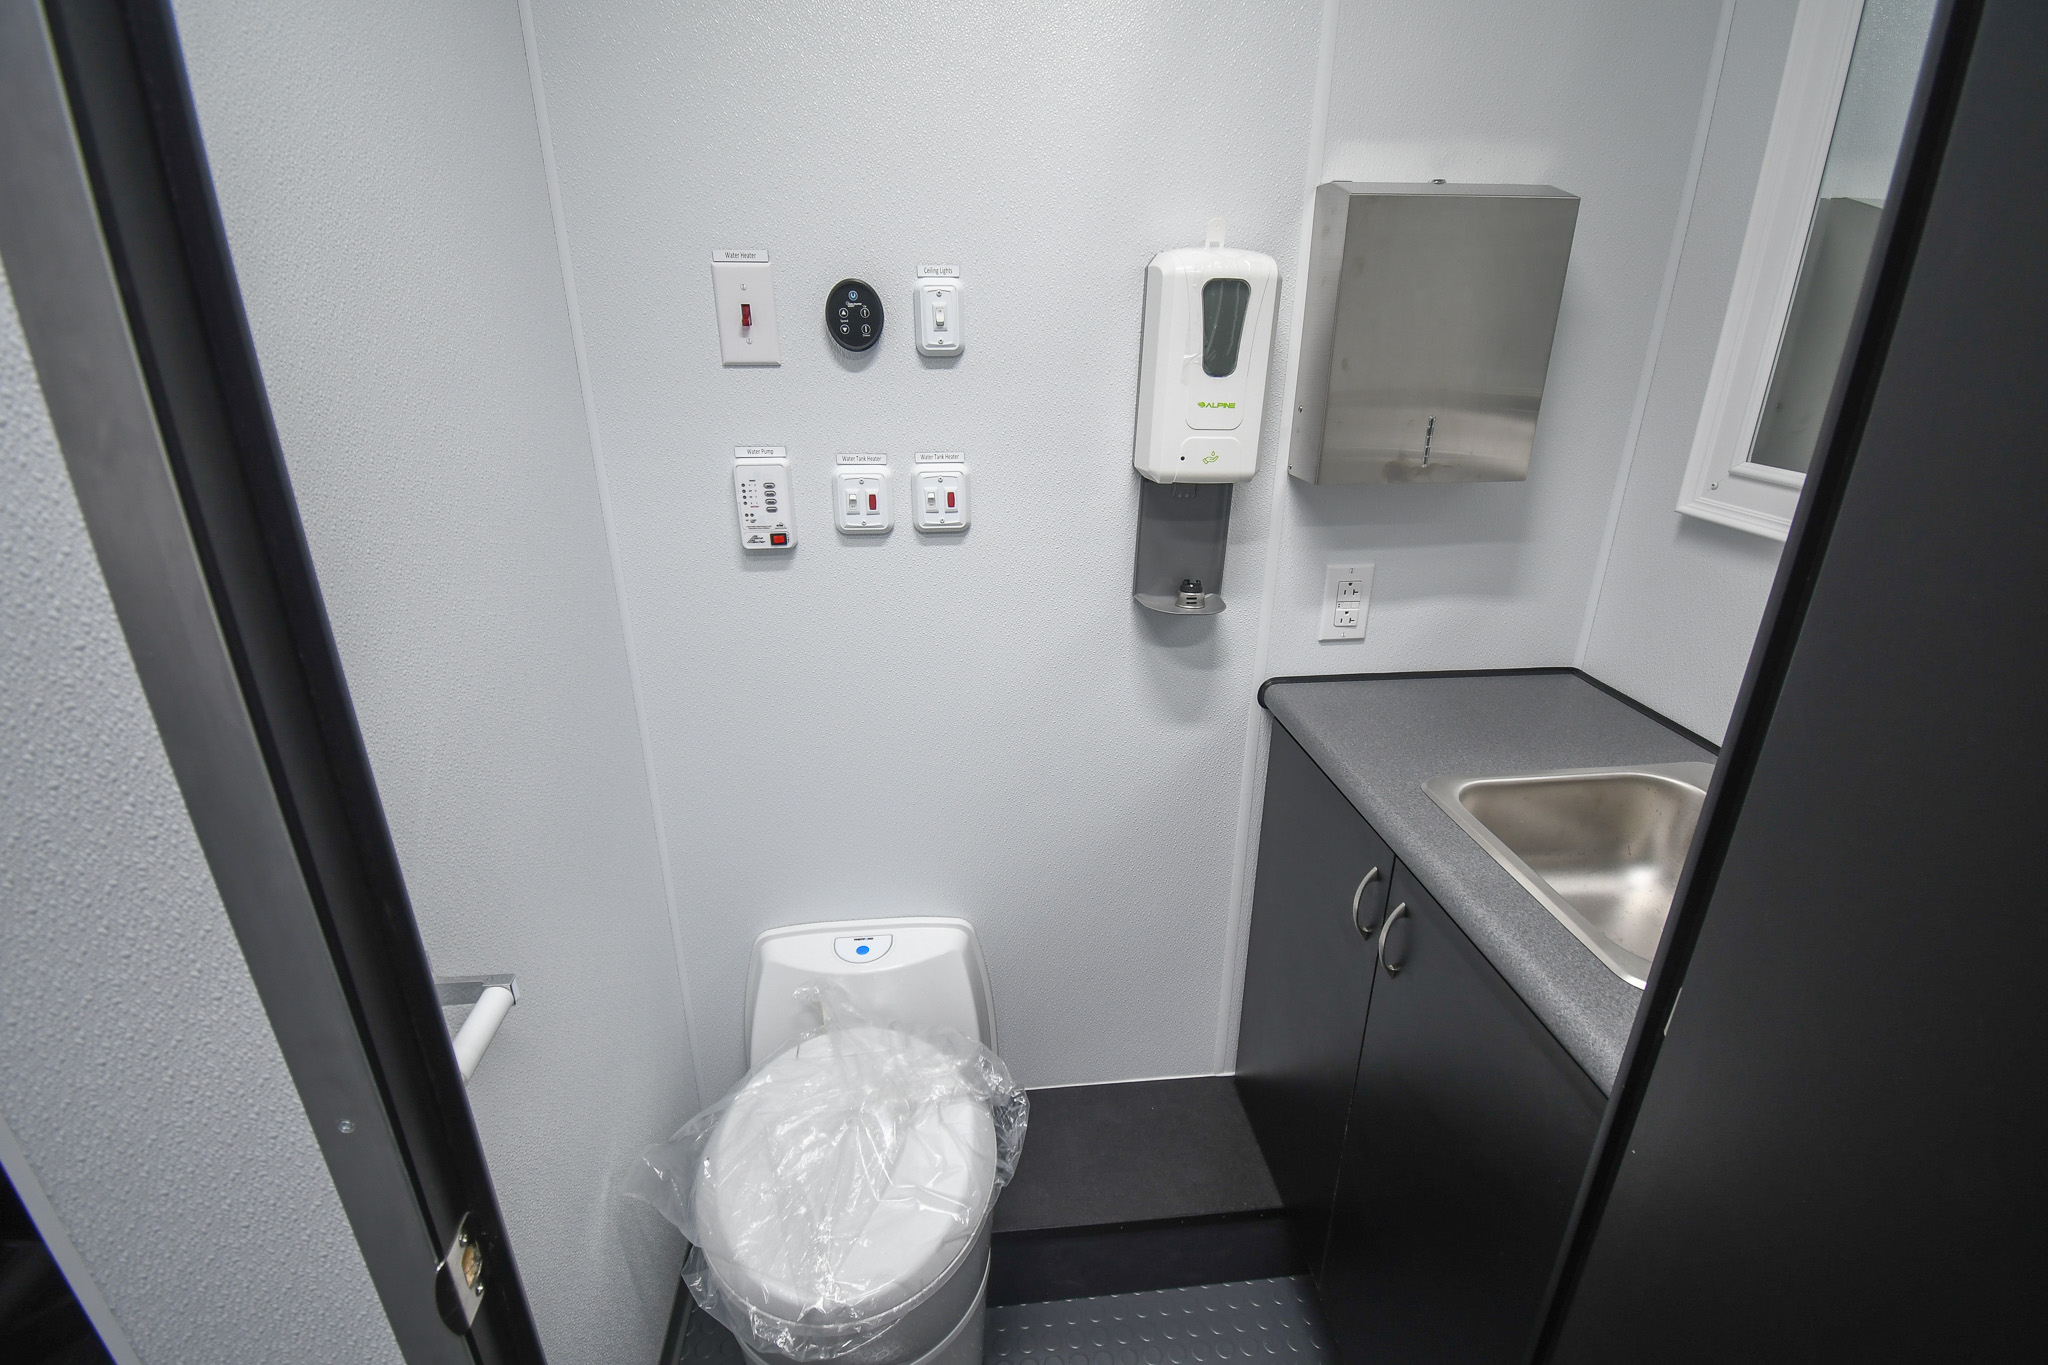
top-left (1319, 562), bottom-right (1373, 641)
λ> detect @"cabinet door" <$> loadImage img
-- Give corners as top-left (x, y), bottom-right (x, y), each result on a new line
top-left (1234, 722), bottom-right (1392, 1276)
top-left (1322, 864), bottom-right (1604, 1365)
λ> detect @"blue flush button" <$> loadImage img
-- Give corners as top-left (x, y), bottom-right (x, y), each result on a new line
top-left (832, 934), bottom-right (893, 964)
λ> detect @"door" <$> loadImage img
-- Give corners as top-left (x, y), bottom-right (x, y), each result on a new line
top-left (1234, 721), bottom-right (1392, 1276)
top-left (1544, 5), bottom-right (2047, 1358)
top-left (1322, 864), bottom-right (1603, 1365)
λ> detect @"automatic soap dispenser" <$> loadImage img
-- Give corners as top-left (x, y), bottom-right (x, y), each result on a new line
top-left (1131, 221), bottom-right (1279, 615)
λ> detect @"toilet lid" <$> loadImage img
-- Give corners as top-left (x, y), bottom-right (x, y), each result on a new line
top-left (696, 1024), bottom-right (997, 1326)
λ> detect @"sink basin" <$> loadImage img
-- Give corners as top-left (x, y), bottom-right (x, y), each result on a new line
top-left (1423, 762), bottom-right (1715, 987)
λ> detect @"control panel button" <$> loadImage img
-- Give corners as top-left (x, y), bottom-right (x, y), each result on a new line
top-left (832, 934), bottom-right (894, 963)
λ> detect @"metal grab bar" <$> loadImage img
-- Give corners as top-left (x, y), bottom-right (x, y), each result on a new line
top-left (437, 975), bottom-right (519, 1084)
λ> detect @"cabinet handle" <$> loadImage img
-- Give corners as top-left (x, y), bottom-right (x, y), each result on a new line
top-left (1350, 866), bottom-right (1383, 938)
top-left (1379, 902), bottom-right (1410, 975)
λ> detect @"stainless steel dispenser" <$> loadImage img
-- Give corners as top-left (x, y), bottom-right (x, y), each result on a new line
top-left (1289, 182), bottom-right (1579, 484)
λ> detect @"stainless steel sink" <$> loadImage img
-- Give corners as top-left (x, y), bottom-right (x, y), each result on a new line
top-left (1423, 762), bottom-right (1715, 988)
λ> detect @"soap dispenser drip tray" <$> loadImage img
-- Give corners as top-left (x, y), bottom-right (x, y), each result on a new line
top-left (1134, 591), bottom-right (1225, 615)
top-left (1132, 479), bottom-right (1232, 617)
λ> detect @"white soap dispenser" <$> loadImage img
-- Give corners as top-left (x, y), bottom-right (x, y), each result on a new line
top-left (1130, 221), bottom-right (1278, 615)
top-left (1133, 220), bottom-right (1279, 484)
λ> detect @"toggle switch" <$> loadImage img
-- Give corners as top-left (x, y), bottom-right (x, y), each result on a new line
top-left (833, 460), bottom-right (892, 534)
top-left (914, 275), bottom-right (963, 357)
top-left (712, 251), bottom-right (779, 366)
top-left (912, 455), bottom-right (970, 532)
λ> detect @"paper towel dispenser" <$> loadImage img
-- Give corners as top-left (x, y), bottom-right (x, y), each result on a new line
top-left (1288, 182), bottom-right (1579, 484)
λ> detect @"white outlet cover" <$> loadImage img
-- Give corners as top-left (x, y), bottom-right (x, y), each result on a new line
top-left (1318, 562), bottom-right (1373, 641)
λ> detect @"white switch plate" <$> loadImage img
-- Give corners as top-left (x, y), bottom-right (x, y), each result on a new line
top-left (914, 277), bottom-right (962, 356)
top-left (712, 251), bottom-right (779, 366)
top-left (833, 456), bottom-right (892, 534)
top-left (733, 447), bottom-right (794, 549)
top-left (1318, 562), bottom-right (1373, 641)
top-left (912, 454), bottom-right (969, 532)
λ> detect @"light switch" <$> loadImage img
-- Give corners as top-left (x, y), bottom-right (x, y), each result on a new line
top-left (913, 455), bottom-right (970, 532)
top-left (833, 458), bottom-right (892, 534)
top-left (1319, 562), bottom-right (1372, 641)
top-left (914, 276), bottom-right (963, 357)
top-left (713, 251), bottom-right (779, 366)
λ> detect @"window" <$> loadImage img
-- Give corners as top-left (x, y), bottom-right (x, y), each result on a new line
top-left (1678, 0), bottom-right (1936, 539)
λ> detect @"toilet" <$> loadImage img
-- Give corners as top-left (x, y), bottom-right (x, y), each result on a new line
top-left (699, 917), bottom-right (1003, 1365)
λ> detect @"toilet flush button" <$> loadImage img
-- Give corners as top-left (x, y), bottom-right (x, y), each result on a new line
top-left (833, 935), bottom-right (894, 964)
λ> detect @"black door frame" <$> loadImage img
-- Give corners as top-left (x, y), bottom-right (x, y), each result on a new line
top-left (0, 2), bottom-right (545, 1361)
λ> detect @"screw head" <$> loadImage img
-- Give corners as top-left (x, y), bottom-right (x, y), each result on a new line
top-left (337, 1119), bottom-right (355, 1134)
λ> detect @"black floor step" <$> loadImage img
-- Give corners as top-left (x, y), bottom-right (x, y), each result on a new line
top-left (989, 1076), bottom-right (1301, 1305)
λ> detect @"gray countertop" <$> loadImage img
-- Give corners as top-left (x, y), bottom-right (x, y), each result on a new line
top-left (1261, 672), bottom-right (1714, 1093)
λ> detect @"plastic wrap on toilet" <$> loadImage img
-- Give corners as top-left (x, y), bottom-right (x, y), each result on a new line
top-left (626, 982), bottom-right (1028, 1360)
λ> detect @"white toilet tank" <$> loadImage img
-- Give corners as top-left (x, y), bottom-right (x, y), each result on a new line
top-left (744, 917), bottom-right (996, 1069)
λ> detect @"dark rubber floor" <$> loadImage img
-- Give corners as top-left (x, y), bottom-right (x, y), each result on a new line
top-left (985, 1276), bottom-right (1335, 1365)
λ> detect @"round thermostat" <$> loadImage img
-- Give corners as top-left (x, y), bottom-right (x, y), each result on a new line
top-left (826, 279), bottom-right (883, 351)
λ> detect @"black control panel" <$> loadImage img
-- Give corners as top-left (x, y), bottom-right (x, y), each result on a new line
top-left (826, 279), bottom-right (883, 351)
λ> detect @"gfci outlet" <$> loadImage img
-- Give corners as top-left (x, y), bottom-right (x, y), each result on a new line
top-left (1319, 563), bottom-right (1373, 641)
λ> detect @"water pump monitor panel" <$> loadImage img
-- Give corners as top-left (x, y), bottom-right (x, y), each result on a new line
top-left (1133, 245), bottom-right (1279, 483)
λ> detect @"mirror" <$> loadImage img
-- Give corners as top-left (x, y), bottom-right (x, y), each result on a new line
top-left (1679, 0), bottom-right (1938, 537)
top-left (1750, 0), bottom-right (1938, 475)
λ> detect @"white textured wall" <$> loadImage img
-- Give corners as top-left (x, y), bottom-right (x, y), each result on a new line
top-left (1261, 0), bottom-right (1736, 684)
top-left (0, 266), bottom-right (401, 1364)
top-left (1580, 0), bottom-right (1800, 742)
top-left (524, 0), bottom-right (1327, 1095)
top-left (170, 3), bottom-right (698, 1363)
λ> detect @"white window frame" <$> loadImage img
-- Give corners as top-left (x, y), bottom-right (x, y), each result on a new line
top-left (1679, 0), bottom-right (1867, 540)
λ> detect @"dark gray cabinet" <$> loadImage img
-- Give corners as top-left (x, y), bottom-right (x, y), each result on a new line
top-left (1321, 864), bottom-right (1604, 1365)
top-left (1234, 723), bottom-right (1392, 1272)
top-left (1237, 723), bottom-right (1606, 1365)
